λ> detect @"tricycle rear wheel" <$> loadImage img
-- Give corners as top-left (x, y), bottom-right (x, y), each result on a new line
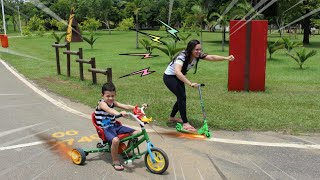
top-left (71, 148), bottom-right (86, 165)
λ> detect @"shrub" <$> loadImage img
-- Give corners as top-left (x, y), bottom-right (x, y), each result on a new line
top-left (115, 17), bottom-right (134, 31)
top-left (287, 48), bottom-right (317, 69)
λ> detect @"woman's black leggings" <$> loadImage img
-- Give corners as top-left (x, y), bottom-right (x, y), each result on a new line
top-left (163, 74), bottom-right (188, 123)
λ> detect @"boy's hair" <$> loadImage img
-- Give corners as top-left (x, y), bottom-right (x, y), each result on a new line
top-left (101, 82), bottom-right (116, 94)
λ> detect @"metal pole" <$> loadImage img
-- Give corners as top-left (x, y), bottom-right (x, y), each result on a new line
top-left (1, 0), bottom-right (6, 35)
top-left (17, 5), bottom-right (22, 36)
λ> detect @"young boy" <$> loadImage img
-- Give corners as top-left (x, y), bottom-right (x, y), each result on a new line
top-left (95, 82), bottom-right (138, 171)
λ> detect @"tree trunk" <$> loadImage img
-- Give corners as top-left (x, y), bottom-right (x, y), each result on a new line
top-left (200, 30), bottom-right (203, 50)
top-left (136, 14), bottom-right (139, 49)
top-left (303, 9), bottom-right (310, 45)
top-left (222, 26), bottom-right (225, 52)
top-left (104, 17), bottom-right (111, 35)
top-left (12, 16), bottom-right (16, 32)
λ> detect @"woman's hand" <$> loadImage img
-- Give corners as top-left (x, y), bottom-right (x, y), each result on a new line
top-left (190, 82), bottom-right (199, 88)
top-left (227, 55), bottom-right (235, 61)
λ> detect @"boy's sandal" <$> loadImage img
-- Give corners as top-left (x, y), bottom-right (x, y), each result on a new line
top-left (112, 163), bottom-right (124, 171)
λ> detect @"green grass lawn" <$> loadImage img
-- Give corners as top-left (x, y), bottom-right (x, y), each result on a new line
top-left (1, 30), bottom-right (319, 134)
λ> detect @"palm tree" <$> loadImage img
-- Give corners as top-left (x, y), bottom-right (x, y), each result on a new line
top-left (209, 12), bottom-right (229, 52)
top-left (178, 32), bottom-right (192, 44)
top-left (139, 39), bottom-right (154, 53)
top-left (190, 5), bottom-right (208, 47)
top-left (282, 37), bottom-right (302, 52)
top-left (230, 0), bottom-right (264, 20)
top-left (152, 39), bottom-right (184, 61)
top-left (287, 48), bottom-right (317, 69)
top-left (134, 7), bottom-right (142, 49)
top-left (267, 40), bottom-right (284, 59)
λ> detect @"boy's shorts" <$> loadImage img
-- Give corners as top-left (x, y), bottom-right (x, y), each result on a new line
top-left (103, 124), bottom-right (135, 143)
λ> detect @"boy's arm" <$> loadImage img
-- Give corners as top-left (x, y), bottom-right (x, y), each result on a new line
top-left (114, 101), bottom-right (135, 111)
top-left (99, 101), bottom-right (122, 115)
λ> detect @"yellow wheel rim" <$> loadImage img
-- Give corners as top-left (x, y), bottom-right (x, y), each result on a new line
top-left (71, 150), bottom-right (82, 164)
top-left (146, 151), bottom-right (166, 172)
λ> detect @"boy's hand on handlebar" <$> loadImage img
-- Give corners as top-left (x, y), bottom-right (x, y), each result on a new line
top-left (120, 111), bottom-right (127, 117)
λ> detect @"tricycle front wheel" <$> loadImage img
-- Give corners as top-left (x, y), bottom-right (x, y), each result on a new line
top-left (144, 147), bottom-right (169, 174)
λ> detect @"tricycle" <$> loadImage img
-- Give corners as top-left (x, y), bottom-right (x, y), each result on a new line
top-left (70, 105), bottom-right (169, 174)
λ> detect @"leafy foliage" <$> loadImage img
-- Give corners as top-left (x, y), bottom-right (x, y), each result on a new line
top-left (51, 31), bottom-right (68, 43)
top-left (178, 33), bottom-right (192, 44)
top-left (83, 33), bottom-right (99, 49)
top-left (80, 18), bottom-right (102, 32)
top-left (27, 15), bottom-right (46, 31)
top-left (152, 39), bottom-right (184, 61)
top-left (282, 37), bottom-right (302, 52)
top-left (115, 17), bottom-right (134, 31)
top-left (49, 19), bottom-right (67, 31)
top-left (287, 48), bottom-right (317, 69)
top-left (139, 39), bottom-right (154, 53)
top-left (267, 40), bottom-right (284, 59)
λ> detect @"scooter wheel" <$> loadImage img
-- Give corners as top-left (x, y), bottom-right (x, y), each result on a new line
top-left (71, 148), bottom-right (86, 165)
top-left (175, 123), bottom-right (183, 131)
top-left (144, 147), bottom-right (169, 174)
top-left (205, 132), bottom-right (212, 138)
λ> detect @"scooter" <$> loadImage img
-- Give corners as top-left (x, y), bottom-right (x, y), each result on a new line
top-left (176, 84), bottom-right (212, 138)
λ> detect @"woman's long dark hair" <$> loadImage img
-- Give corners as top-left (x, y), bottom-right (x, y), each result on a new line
top-left (186, 40), bottom-right (201, 74)
top-left (185, 40), bottom-right (201, 63)
top-left (170, 39), bottom-right (201, 74)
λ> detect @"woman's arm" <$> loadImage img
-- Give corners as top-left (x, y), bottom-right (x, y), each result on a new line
top-left (174, 64), bottom-right (197, 87)
top-left (203, 54), bottom-right (235, 62)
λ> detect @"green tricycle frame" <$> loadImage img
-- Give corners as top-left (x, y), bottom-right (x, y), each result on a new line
top-left (71, 107), bottom-right (169, 174)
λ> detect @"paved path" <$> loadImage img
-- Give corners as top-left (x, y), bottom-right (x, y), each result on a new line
top-left (0, 59), bottom-right (319, 180)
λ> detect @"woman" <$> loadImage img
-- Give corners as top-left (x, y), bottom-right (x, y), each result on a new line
top-left (163, 40), bottom-right (235, 132)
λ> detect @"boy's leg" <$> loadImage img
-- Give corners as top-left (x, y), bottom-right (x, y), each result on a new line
top-left (115, 126), bottom-right (137, 158)
top-left (110, 137), bottom-right (124, 171)
top-left (104, 127), bottom-right (124, 171)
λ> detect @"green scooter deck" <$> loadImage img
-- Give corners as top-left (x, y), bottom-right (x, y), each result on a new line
top-left (176, 123), bottom-right (211, 138)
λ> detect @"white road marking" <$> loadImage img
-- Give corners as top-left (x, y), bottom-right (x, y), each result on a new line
top-left (0, 141), bottom-right (47, 151)
top-left (197, 168), bottom-right (205, 180)
top-left (1, 60), bottom-right (320, 151)
top-left (1, 128), bottom-right (55, 147)
top-left (0, 93), bottom-right (24, 96)
top-left (250, 160), bottom-right (276, 180)
top-left (207, 137), bottom-right (320, 150)
top-left (0, 60), bottom-right (90, 119)
top-left (0, 122), bottom-right (47, 138)
top-left (180, 162), bottom-right (186, 180)
top-left (0, 102), bottom-right (43, 110)
top-left (264, 160), bottom-right (297, 180)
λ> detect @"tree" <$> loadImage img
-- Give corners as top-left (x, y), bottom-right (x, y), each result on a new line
top-left (267, 40), bottom-right (284, 59)
top-left (152, 39), bottom-right (184, 61)
top-left (208, 2), bottom-right (230, 52)
top-left (190, 4), bottom-right (208, 47)
top-left (287, 48), bottom-right (317, 69)
top-left (125, 0), bottom-right (148, 49)
top-left (282, 37), bottom-right (302, 52)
